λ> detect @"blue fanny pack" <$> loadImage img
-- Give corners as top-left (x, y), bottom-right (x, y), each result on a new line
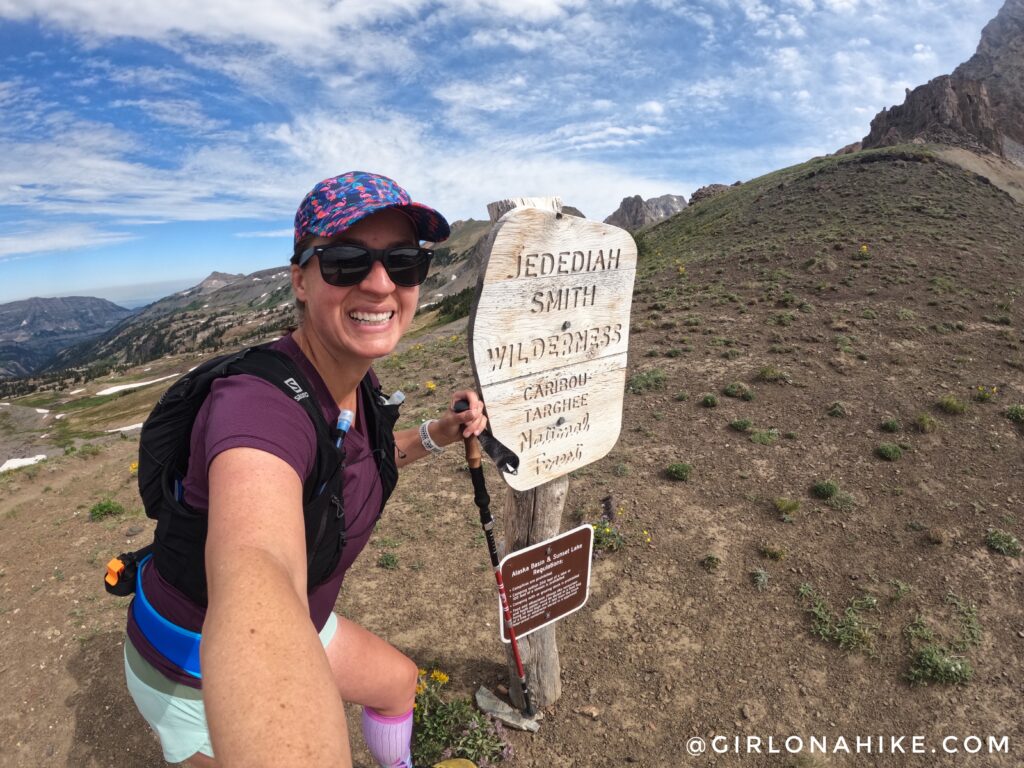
top-left (132, 555), bottom-right (202, 678)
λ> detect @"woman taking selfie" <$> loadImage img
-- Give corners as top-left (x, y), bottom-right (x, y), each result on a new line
top-left (123, 171), bottom-right (486, 767)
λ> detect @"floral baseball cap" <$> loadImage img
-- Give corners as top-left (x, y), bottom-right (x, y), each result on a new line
top-left (292, 171), bottom-right (450, 259)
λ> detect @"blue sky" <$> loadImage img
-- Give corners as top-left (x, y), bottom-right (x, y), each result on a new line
top-left (0, 0), bottom-right (1004, 307)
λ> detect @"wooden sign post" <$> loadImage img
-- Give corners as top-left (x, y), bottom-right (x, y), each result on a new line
top-left (469, 197), bottom-right (637, 710)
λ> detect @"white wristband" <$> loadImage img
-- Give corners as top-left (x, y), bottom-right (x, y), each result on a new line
top-left (419, 419), bottom-right (445, 456)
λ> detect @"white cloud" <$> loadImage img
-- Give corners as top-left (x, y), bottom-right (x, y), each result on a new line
top-left (1, 0), bottom-right (424, 52)
top-left (236, 229), bottom-right (293, 238)
top-left (819, 0), bottom-right (860, 13)
top-left (469, 26), bottom-right (567, 51)
top-left (110, 98), bottom-right (227, 132)
top-left (433, 80), bottom-right (531, 115)
top-left (551, 123), bottom-right (664, 152)
top-left (785, 0), bottom-right (816, 12)
top-left (264, 112), bottom-right (679, 220)
top-left (445, 0), bottom-right (585, 23)
top-left (912, 43), bottom-right (935, 62)
top-left (87, 60), bottom-right (199, 92)
top-left (672, 75), bottom-right (748, 112)
top-left (638, 100), bottom-right (665, 117)
top-left (0, 224), bottom-right (135, 259)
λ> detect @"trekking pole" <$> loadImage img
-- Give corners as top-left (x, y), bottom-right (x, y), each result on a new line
top-left (454, 400), bottom-right (535, 717)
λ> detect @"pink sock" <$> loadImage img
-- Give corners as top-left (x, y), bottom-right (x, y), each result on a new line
top-left (361, 707), bottom-right (413, 768)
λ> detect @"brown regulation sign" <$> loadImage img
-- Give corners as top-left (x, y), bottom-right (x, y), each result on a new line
top-left (497, 524), bottom-right (594, 643)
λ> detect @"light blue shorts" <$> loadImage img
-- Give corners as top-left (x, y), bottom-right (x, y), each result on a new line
top-left (124, 612), bottom-right (339, 764)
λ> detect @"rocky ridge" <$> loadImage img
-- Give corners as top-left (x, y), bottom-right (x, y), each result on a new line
top-left (603, 194), bottom-right (688, 231)
top-left (863, 0), bottom-right (1024, 166)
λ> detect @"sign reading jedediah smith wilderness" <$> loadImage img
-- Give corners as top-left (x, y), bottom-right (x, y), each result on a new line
top-left (469, 205), bottom-right (637, 491)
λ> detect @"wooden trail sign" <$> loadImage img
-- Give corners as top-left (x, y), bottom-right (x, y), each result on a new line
top-left (469, 204), bottom-right (638, 491)
top-left (467, 197), bottom-right (637, 710)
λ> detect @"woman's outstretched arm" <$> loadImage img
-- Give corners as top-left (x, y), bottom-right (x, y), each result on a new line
top-left (202, 447), bottom-right (351, 768)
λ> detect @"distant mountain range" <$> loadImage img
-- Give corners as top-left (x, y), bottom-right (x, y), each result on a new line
top-left (43, 267), bottom-right (296, 374)
top-left (0, 296), bottom-right (133, 378)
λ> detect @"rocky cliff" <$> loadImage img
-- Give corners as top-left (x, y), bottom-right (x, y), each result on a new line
top-left (604, 194), bottom-right (688, 231)
top-left (863, 0), bottom-right (1023, 166)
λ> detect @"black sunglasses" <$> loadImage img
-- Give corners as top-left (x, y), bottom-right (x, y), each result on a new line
top-left (297, 244), bottom-right (433, 287)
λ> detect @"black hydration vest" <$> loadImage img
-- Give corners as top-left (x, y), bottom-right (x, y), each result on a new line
top-left (137, 344), bottom-right (400, 606)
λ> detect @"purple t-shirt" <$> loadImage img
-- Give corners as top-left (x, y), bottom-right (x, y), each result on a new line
top-left (126, 334), bottom-right (385, 687)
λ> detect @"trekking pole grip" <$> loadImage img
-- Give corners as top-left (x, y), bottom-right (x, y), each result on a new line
top-left (454, 399), bottom-right (489, 507)
top-left (453, 400), bottom-right (481, 466)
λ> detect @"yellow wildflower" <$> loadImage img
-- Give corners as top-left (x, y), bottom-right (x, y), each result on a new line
top-left (425, 380), bottom-right (437, 392)
top-left (129, 461), bottom-right (139, 474)
top-left (430, 669), bottom-right (449, 685)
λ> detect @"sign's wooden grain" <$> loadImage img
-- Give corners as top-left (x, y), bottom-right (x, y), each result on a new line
top-left (470, 206), bottom-right (637, 491)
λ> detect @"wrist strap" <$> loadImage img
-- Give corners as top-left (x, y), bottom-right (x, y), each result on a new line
top-left (419, 419), bottom-right (445, 456)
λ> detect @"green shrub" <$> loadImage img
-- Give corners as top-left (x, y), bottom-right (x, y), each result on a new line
top-left (591, 520), bottom-right (625, 552)
top-left (907, 644), bottom-right (972, 686)
top-left (750, 429), bottom-right (779, 446)
top-left (875, 443), bottom-right (902, 461)
top-left (799, 585), bottom-right (878, 656)
top-left (826, 490), bottom-right (856, 513)
top-left (77, 443), bottom-right (101, 458)
top-left (904, 612), bottom-right (976, 687)
top-left (914, 413), bottom-right (937, 433)
top-left (722, 382), bottom-right (753, 400)
top-left (1006, 404), bottom-right (1024, 423)
top-left (699, 555), bottom-right (721, 573)
top-left (89, 499), bottom-right (125, 521)
top-left (811, 480), bottom-right (838, 500)
top-left (627, 369), bottom-right (667, 394)
top-left (412, 668), bottom-right (511, 766)
top-left (700, 393), bottom-right (718, 408)
top-left (755, 366), bottom-right (791, 384)
top-left (985, 529), bottom-right (1021, 557)
top-left (729, 419), bottom-right (752, 432)
top-left (972, 385), bottom-right (996, 403)
top-left (377, 552), bottom-right (399, 569)
top-left (827, 401), bottom-right (849, 418)
top-left (665, 463), bottom-right (692, 481)
top-left (880, 419), bottom-right (901, 433)
top-left (936, 395), bottom-right (966, 415)
top-left (774, 498), bottom-right (800, 515)
top-left (751, 569), bottom-right (769, 591)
